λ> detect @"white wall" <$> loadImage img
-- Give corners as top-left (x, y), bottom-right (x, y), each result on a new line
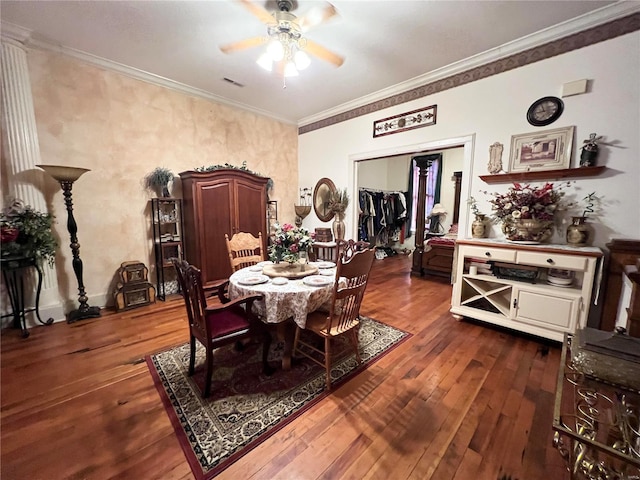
top-left (299, 32), bottom-right (640, 249)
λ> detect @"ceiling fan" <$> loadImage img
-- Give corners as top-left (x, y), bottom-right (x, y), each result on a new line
top-left (220, 0), bottom-right (344, 78)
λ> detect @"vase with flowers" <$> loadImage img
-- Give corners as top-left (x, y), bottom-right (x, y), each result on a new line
top-left (485, 182), bottom-right (570, 243)
top-left (566, 192), bottom-right (597, 247)
top-left (268, 223), bottom-right (315, 265)
top-left (328, 188), bottom-right (349, 241)
top-left (467, 196), bottom-right (486, 238)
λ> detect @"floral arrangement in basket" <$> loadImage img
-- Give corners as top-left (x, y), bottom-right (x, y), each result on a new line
top-left (485, 182), bottom-right (570, 222)
top-left (483, 182), bottom-right (571, 242)
top-left (268, 223), bottom-right (315, 264)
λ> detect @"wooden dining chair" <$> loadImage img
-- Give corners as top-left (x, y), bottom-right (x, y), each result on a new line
top-left (225, 232), bottom-right (264, 272)
top-left (171, 258), bottom-right (273, 398)
top-left (293, 241), bottom-right (376, 390)
top-left (336, 239), bottom-right (371, 261)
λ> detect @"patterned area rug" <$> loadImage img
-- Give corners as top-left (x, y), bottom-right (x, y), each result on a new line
top-left (147, 316), bottom-right (410, 480)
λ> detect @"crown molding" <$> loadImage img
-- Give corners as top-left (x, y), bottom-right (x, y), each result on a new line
top-left (0, 21), bottom-right (296, 126)
top-left (299, 2), bottom-right (640, 129)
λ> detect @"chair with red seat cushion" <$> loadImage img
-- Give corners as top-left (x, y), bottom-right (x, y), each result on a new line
top-left (172, 258), bottom-right (273, 397)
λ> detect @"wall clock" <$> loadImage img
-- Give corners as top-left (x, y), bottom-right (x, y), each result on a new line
top-left (526, 96), bottom-right (564, 126)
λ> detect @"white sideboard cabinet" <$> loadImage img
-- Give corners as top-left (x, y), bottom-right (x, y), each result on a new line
top-left (450, 239), bottom-right (603, 342)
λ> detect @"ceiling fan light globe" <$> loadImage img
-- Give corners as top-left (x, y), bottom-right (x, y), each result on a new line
top-left (284, 62), bottom-right (299, 77)
top-left (294, 50), bottom-right (311, 70)
top-left (257, 53), bottom-right (273, 71)
top-left (267, 40), bottom-right (284, 61)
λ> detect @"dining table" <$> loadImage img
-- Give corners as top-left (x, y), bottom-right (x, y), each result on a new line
top-left (228, 260), bottom-right (339, 369)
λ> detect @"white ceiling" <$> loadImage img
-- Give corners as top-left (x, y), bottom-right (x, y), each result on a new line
top-left (0, 0), bottom-right (630, 125)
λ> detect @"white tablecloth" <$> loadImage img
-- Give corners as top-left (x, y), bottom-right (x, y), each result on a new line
top-left (228, 263), bottom-right (337, 328)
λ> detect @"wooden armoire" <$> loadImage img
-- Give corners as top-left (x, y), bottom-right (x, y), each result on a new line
top-left (179, 169), bottom-right (268, 288)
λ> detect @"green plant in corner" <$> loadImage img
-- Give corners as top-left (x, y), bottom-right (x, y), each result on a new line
top-left (144, 167), bottom-right (175, 197)
top-left (1, 198), bottom-right (58, 267)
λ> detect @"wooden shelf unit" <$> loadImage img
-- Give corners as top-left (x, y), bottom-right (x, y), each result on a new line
top-left (479, 166), bottom-right (606, 184)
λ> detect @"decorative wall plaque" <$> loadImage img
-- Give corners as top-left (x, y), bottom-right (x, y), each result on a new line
top-left (488, 142), bottom-right (504, 174)
top-left (373, 105), bottom-right (437, 138)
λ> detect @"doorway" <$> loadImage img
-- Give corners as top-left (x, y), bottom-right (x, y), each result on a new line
top-left (349, 135), bottom-right (476, 249)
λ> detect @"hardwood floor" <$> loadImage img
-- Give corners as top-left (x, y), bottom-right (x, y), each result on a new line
top-left (1, 254), bottom-right (569, 480)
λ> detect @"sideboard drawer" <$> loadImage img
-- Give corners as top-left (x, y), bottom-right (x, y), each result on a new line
top-left (517, 251), bottom-right (587, 271)
top-left (463, 246), bottom-right (517, 263)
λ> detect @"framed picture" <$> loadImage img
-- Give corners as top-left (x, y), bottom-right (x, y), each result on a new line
top-left (373, 105), bottom-right (437, 138)
top-left (508, 126), bottom-right (574, 172)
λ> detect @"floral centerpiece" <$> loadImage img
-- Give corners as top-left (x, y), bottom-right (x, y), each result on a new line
top-left (268, 223), bottom-right (315, 264)
top-left (1, 198), bottom-right (58, 266)
top-left (484, 182), bottom-right (570, 242)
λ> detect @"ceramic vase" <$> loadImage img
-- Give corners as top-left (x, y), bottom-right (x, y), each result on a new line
top-left (503, 218), bottom-right (553, 243)
top-left (566, 216), bottom-right (592, 247)
top-left (332, 213), bottom-right (345, 241)
top-left (471, 214), bottom-right (486, 238)
top-left (580, 145), bottom-right (598, 167)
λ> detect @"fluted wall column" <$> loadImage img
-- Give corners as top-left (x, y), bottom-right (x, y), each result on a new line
top-left (1, 36), bottom-right (61, 321)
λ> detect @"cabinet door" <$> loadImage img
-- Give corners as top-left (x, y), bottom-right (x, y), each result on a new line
top-left (198, 180), bottom-right (234, 284)
top-left (512, 288), bottom-right (578, 331)
top-left (234, 178), bottom-right (267, 247)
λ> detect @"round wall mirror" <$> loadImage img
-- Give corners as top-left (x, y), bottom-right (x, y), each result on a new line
top-left (313, 177), bottom-right (336, 222)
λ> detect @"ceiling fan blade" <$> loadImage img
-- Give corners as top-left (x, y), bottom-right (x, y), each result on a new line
top-left (304, 39), bottom-right (344, 67)
top-left (220, 36), bottom-right (266, 54)
top-left (236, 0), bottom-right (275, 24)
top-left (298, 3), bottom-right (338, 32)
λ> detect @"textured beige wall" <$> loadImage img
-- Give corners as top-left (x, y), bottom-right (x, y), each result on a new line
top-left (24, 49), bottom-right (298, 305)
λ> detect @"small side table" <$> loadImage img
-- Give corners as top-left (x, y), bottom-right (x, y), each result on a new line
top-left (1, 256), bottom-right (54, 338)
top-left (552, 332), bottom-right (640, 478)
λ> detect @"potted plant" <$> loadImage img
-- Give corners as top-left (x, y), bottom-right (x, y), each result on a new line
top-left (144, 167), bottom-right (175, 197)
top-left (1, 198), bottom-right (58, 267)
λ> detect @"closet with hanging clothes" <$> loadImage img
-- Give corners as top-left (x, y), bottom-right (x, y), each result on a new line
top-left (358, 188), bottom-right (410, 253)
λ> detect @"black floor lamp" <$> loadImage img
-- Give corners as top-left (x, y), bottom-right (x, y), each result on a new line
top-left (37, 164), bottom-right (101, 323)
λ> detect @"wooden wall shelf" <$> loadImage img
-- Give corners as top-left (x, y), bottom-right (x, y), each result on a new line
top-left (480, 166), bottom-right (606, 184)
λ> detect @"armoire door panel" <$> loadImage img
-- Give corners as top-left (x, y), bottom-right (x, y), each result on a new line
top-left (236, 180), bottom-right (267, 245)
top-left (198, 181), bottom-right (233, 282)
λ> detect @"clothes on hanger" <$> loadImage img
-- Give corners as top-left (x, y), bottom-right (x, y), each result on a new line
top-left (358, 188), bottom-right (410, 245)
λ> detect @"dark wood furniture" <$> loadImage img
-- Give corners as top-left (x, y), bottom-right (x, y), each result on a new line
top-left (411, 157), bottom-right (461, 277)
top-left (622, 259), bottom-right (640, 337)
top-left (599, 239), bottom-right (640, 331)
top-left (171, 258), bottom-right (272, 398)
top-left (179, 169), bottom-right (268, 289)
top-left (421, 237), bottom-right (456, 278)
